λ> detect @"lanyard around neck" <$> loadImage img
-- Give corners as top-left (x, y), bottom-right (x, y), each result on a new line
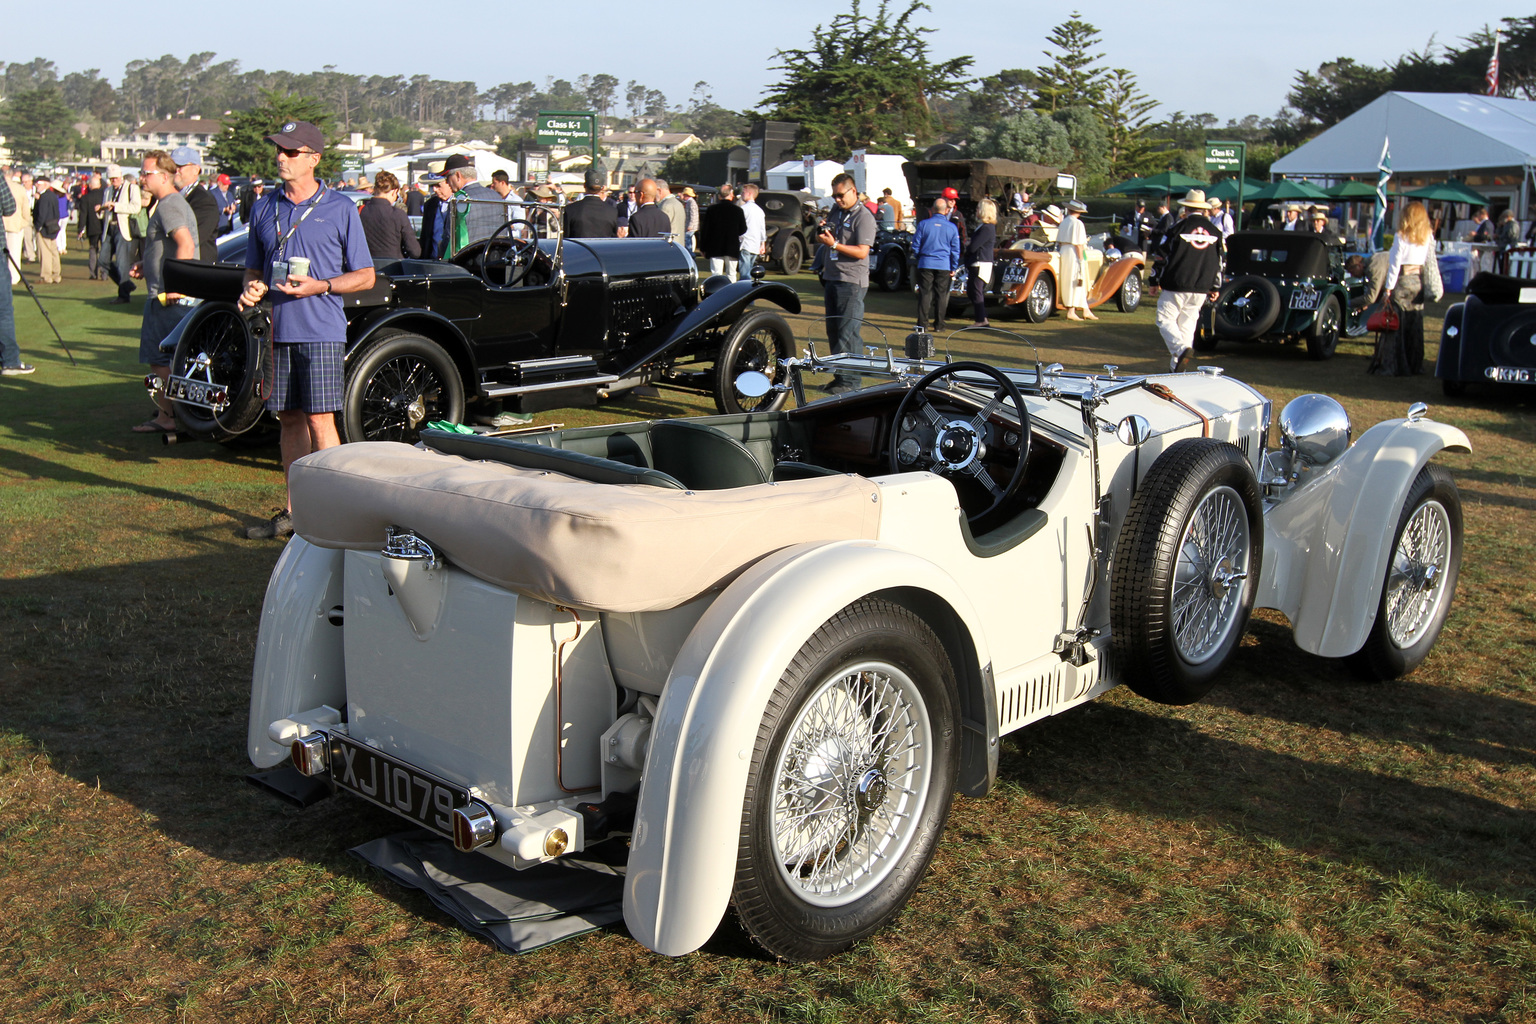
top-left (274, 185), bottom-right (326, 259)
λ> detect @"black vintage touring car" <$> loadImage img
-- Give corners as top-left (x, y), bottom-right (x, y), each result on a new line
top-left (1200, 230), bottom-right (1366, 360)
top-left (157, 217), bottom-right (799, 444)
top-left (1437, 271), bottom-right (1536, 396)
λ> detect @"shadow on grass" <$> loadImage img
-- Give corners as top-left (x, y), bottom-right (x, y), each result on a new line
top-left (1000, 634), bottom-right (1536, 903)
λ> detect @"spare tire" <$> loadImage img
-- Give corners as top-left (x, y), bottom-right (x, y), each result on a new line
top-left (1213, 275), bottom-right (1281, 341)
top-left (169, 301), bottom-right (274, 442)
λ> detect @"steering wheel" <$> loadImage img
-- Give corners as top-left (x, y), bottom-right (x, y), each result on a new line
top-left (888, 361), bottom-right (1032, 527)
top-left (479, 219), bottom-right (540, 289)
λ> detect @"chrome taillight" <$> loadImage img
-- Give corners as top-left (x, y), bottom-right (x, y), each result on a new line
top-left (291, 733), bottom-right (330, 776)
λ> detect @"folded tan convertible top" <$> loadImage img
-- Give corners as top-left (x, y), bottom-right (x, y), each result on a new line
top-left (289, 442), bottom-right (883, 612)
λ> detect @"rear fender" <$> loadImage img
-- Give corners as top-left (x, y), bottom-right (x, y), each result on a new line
top-left (248, 537), bottom-right (347, 768)
top-left (1256, 417), bottom-right (1471, 657)
top-left (623, 540), bottom-right (990, 957)
top-left (616, 279), bottom-right (801, 374)
top-left (1435, 301), bottom-right (1467, 381)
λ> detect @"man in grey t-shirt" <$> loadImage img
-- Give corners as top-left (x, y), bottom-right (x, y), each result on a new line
top-left (815, 172), bottom-right (877, 392)
top-left (131, 149), bottom-right (198, 433)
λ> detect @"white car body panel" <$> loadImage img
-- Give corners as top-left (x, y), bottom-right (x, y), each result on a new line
top-left (246, 350), bottom-right (1468, 958)
top-left (1256, 418), bottom-right (1471, 657)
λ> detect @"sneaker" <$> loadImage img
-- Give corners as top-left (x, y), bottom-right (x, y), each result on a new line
top-left (245, 510), bottom-right (293, 540)
top-left (1173, 349), bottom-right (1195, 373)
top-left (0, 364), bottom-right (36, 376)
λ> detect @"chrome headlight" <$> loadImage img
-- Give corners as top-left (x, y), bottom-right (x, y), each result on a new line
top-left (1278, 394), bottom-right (1351, 467)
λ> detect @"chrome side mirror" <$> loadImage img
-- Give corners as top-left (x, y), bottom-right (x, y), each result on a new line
top-left (734, 371), bottom-right (772, 398)
top-left (1116, 414), bottom-right (1151, 446)
top-left (1278, 394), bottom-right (1351, 467)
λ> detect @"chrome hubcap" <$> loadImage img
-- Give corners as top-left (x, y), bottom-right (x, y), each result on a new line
top-left (1172, 486), bottom-right (1251, 664)
top-left (771, 662), bottom-right (931, 907)
top-left (1386, 500), bottom-right (1451, 648)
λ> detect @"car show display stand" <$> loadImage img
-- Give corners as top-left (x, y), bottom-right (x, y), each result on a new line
top-left (351, 830), bottom-right (626, 953)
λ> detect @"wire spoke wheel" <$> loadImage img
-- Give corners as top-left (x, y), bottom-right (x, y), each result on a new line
top-left (1170, 485), bottom-right (1253, 665)
top-left (770, 660), bottom-right (931, 906)
top-left (1385, 499), bottom-right (1452, 649)
top-left (733, 599), bottom-right (958, 960)
top-left (361, 356), bottom-right (443, 440)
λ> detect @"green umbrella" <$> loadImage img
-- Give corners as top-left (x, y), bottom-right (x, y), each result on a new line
top-left (1325, 180), bottom-right (1381, 199)
top-left (1100, 176), bottom-right (1149, 195)
top-left (1130, 170), bottom-right (1209, 194)
top-left (1247, 178), bottom-right (1331, 201)
top-left (1405, 180), bottom-right (1489, 205)
top-left (1207, 177), bottom-right (1265, 201)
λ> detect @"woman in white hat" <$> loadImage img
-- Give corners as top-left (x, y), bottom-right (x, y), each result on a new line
top-left (1060, 198), bottom-right (1094, 320)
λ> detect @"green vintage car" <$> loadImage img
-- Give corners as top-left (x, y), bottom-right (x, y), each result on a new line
top-left (1199, 229), bottom-right (1367, 360)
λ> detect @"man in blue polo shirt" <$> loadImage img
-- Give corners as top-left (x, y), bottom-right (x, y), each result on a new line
top-left (238, 120), bottom-right (374, 539)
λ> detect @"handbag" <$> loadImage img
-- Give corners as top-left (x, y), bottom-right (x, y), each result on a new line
top-left (1366, 304), bottom-right (1400, 333)
top-left (1422, 250), bottom-right (1444, 303)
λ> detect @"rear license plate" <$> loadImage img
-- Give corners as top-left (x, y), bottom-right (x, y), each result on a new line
top-left (1003, 264), bottom-right (1026, 284)
top-left (328, 733), bottom-right (469, 838)
top-left (1289, 291), bottom-right (1319, 310)
top-left (165, 374), bottom-right (228, 410)
top-left (1486, 366), bottom-right (1534, 383)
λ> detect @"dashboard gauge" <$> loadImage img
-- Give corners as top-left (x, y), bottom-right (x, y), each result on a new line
top-left (1004, 431), bottom-right (1020, 447)
top-left (897, 437), bottom-right (922, 465)
top-left (901, 414), bottom-right (918, 432)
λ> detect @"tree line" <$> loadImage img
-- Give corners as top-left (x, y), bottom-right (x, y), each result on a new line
top-left (1, 4), bottom-right (1532, 180)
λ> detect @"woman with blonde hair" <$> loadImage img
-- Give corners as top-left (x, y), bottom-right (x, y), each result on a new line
top-left (1372, 201), bottom-right (1439, 375)
top-left (964, 198), bottom-right (998, 325)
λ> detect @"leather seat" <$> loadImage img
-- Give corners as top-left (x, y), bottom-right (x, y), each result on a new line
top-left (650, 420), bottom-right (771, 490)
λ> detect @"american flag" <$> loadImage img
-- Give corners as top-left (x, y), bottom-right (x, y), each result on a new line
top-left (1486, 31), bottom-right (1501, 96)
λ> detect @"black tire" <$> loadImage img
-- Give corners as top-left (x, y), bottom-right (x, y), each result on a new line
top-left (169, 302), bottom-right (273, 442)
top-left (1213, 275), bottom-right (1281, 341)
top-left (732, 598), bottom-right (959, 961)
top-left (1111, 438), bottom-right (1263, 705)
top-left (877, 252), bottom-right (904, 292)
top-left (1022, 272), bottom-right (1054, 324)
top-left (1305, 294), bottom-right (1342, 360)
top-left (340, 332), bottom-right (465, 444)
top-left (780, 235), bottom-right (805, 276)
top-left (1349, 464), bottom-right (1462, 681)
top-left (1116, 270), bottom-right (1143, 313)
top-left (713, 310), bottom-right (794, 414)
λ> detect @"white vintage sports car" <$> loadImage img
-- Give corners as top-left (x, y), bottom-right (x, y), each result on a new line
top-left (249, 335), bottom-right (1468, 961)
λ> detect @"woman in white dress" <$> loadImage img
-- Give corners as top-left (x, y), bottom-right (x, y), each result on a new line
top-left (1059, 198), bottom-right (1094, 320)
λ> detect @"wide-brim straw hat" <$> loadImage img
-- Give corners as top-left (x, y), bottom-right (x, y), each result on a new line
top-left (1178, 189), bottom-right (1215, 210)
top-left (1041, 204), bottom-right (1064, 223)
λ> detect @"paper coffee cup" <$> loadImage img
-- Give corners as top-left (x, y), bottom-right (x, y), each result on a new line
top-left (288, 256), bottom-right (311, 278)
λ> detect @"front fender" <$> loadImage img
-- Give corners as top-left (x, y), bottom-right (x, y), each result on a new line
top-left (617, 279), bottom-right (802, 375)
top-left (343, 306), bottom-right (475, 373)
top-left (1435, 301), bottom-right (1467, 381)
top-left (622, 539), bottom-right (991, 957)
top-left (1256, 417), bottom-right (1471, 657)
top-left (1089, 255), bottom-right (1143, 303)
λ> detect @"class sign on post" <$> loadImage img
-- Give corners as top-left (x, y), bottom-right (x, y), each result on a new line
top-left (1205, 143), bottom-right (1244, 172)
top-left (537, 112), bottom-right (595, 150)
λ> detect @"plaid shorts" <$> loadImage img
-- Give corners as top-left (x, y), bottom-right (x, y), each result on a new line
top-left (265, 341), bottom-right (344, 413)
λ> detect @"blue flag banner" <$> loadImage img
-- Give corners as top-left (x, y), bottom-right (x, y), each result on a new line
top-left (1372, 138), bottom-right (1392, 252)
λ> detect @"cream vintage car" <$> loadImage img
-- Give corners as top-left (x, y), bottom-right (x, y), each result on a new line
top-left (249, 336), bottom-right (1468, 961)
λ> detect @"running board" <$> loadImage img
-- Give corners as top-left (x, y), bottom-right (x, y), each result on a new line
top-left (481, 374), bottom-right (619, 398)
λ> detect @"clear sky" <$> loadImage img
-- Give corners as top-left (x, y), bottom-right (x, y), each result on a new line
top-left (1, 1), bottom-right (1518, 126)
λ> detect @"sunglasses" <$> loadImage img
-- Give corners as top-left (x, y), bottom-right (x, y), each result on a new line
top-left (277, 147), bottom-right (317, 158)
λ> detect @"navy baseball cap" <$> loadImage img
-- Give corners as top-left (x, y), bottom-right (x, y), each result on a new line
top-left (265, 120), bottom-right (325, 153)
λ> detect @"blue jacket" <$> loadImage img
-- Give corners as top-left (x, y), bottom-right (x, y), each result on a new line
top-left (912, 212), bottom-right (960, 271)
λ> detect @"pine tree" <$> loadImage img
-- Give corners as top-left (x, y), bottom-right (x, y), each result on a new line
top-left (0, 88), bottom-right (78, 163)
top-left (1098, 68), bottom-right (1163, 177)
top-left (1033, 14), bottom-right (1108, 113)
top-left (761, 0), bottom-right (973, 157)
top-left (207, 92), bottom-right (340, 179)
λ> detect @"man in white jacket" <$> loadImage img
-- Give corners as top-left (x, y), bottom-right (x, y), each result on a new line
top-left (101, 166), bottom-right (143, 303)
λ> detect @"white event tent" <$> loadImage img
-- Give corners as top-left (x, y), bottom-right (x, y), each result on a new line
top-left (1270, 92), bottom-right (1536, 219)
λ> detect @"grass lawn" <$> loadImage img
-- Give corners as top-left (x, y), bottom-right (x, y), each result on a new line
top-left (2, 247), bottom-right (1534, 1023)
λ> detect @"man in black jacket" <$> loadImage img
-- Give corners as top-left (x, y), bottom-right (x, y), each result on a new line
top-left (626, 178), bottom-right (669, 240)
top-left (564, 170), bottom-right (618, 238)
top-left (1154, 189), bottom-right (1224, 372)
top-left (698, 183), bottom-right (747, 280)
top-left (79, 172), bottom-right (108, 279)
top-left (32, 176), bottom-right (63, 283)
top-left (172, 147), bottom-right (219, 263)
